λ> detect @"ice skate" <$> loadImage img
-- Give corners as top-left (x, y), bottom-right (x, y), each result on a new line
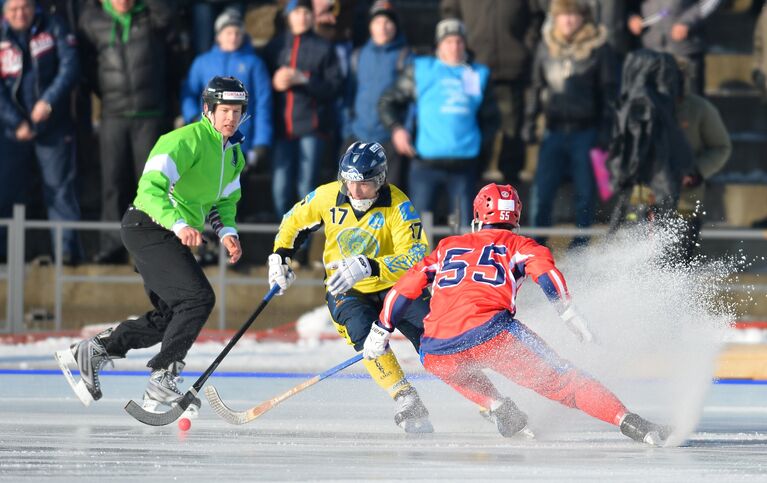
top-left (394, 387), bottom-right (433, 433)
top-left (142, 361), bottom-right (201, 418)
top-left (620, 412), bottom-right (673, 446)
top-left (491, 398), bottom-right (532, 438)
top-left (54, 328), bottom-right (117, 406)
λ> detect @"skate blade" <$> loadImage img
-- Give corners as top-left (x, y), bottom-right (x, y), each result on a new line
top-left (518, 427), bottom-right (535, 439)
top-left (399, 417), bottom-right (434, 434)
top-left (54, 350), bottom-right (93, 407)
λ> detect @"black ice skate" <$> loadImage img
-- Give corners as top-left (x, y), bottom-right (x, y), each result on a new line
top-left (54, 328), bottom-right (117, 406)
top-left (620, 412), bottom-right (673, 446)
top-left (394, 387), bottom-right (433, 433)
top-left (142, 362), bottom-right (201, 418)
top-left (491, 398), bottom-right (533, 438)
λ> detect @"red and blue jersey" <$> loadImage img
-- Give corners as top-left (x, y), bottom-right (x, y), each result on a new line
top-left (380, 228), bottom-right (571, 355)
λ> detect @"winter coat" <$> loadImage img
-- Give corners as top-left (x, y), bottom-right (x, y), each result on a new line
top-left (676, 93), bottom-right (730, 212)
top-left (378, 57), bottom-right (499, 164)
top-left (0, 12), bottom-right (78, 139)
top-left (134, 115), bottom-right (244, 235)
top-left (606, 49), bottom-right (694, 222)
top-left (181, 38), bottom-right (273, 153)
top-left (344, 35), bottom-right (411, 142)
top-left (439, 0), bottom-right (544, 82)
top-left (634, 0), bottom-right (721, 57)
top-left (584, 0), bottom-right (632, 55)
top-left (525, 21), bottom-right (616, 144)
top-left (264, 30), bottom-right (342, 139)
top-left (78, 0), bottom-right (175, 118)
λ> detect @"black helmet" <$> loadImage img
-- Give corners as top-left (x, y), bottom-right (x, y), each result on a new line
top-left (201, 76), bottom-right (249, 115)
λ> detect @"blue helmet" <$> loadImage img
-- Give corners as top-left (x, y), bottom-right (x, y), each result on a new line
top-left (338, 142), bottom-right (388, 192)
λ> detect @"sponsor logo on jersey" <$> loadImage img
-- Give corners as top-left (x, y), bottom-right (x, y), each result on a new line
top-left (301, 190), bottom-right (316, 205)
top-left (398, 201), bottom-right (419, 222)
top-left (336, 228), bottom-right (379, 258)
top-left (368, 212), bottom-right (384, 230)
top-left (0, 46), bottom-right (22, 78)
top-left (30, 32), bottom-right (55, 58)
top-left (382, 242), bottom-right (426, 273)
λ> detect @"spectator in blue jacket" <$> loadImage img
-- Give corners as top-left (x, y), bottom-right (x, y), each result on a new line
top-left (0, 0), bottom-right (82, 264)
top-left (343, 0), bottom-right (411, 188)
top-left (264, 0), bottom-right (342, 219)
top-left (181, 8), bottom-right (272, 167)
top-left (378, 18), bottom-right (500, 227)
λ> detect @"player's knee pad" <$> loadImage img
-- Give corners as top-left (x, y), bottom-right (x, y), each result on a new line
top-left (362, 348), bottom-right (410, 399)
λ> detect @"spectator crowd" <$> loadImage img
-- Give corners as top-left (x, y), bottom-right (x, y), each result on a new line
top-left (3, 0), bottom-right (759, 266)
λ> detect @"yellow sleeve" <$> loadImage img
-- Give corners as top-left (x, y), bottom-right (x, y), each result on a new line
top-left (272, 185), bottom-right (328, 258)
top-left (372, 188), bottom-right (430, 284)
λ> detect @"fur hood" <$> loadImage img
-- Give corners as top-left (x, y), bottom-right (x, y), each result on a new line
top-left (542, 20), bottom-right (607, 61)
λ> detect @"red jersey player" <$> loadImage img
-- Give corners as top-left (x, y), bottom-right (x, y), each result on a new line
top-left (363, 183), bottom-right (671, 445)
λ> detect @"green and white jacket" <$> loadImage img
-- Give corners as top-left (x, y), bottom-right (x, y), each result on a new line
top-left (133, 116), bottom-right (245, 239)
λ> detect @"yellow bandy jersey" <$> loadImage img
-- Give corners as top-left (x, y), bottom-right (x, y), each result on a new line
top-left (274, 182), bottom-right (429, 294)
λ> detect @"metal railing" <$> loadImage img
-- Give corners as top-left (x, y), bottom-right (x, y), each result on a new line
top-left (1, 204), bottom-right (766, 333)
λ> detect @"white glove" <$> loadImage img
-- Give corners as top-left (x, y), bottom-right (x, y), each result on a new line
top-left (325, 255), bottom-right (372, 296)
top-left (363, 322), bottom-right (392, 360)
top-left (561, 306), bottom-right (595, 343)
top-left (267, 253), bottom-right (295, 295)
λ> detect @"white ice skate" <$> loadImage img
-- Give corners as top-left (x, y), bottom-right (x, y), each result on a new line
top-left (54, 348), bottom-right (95, 406)
top-left (54, 330), bottom-right (116, 407)
top-left (141, 362), bottom-right (201, 419)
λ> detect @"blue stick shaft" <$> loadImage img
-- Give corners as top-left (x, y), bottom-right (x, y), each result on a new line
top-left (318, 353), bottom-right (364, 381)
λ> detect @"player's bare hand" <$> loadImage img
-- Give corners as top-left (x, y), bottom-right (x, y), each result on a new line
top-left (628, 15), bottom-right (643, 36)
top-left (670, 23), bottom-right (689, 42)
top-left (177, 227), bottom-right (203, 247)
top-left (392, 127), bottom-right (416, 157)
top-left (222, 235), bottom-right (242, 264)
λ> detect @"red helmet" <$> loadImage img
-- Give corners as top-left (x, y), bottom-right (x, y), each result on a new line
top-left (472, 183), bottom-right (522, 228)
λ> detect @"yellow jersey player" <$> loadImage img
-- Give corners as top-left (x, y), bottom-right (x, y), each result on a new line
top-left (268, 141), bottom-right (433, 432)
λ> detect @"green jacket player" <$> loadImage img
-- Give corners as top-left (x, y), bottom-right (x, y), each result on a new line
top-left (55, 76), bottom-right (249, 416)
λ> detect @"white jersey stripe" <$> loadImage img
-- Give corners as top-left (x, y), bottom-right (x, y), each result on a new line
top-left (221, 177), bottom-right (241, 198)
top-left (143, 154), bottom-right (180, 185)
top-left (548, 269), bottom-right (567, 300)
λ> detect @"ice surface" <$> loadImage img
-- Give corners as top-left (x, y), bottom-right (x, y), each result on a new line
top-left (0, 340), bottom-right (766, 482)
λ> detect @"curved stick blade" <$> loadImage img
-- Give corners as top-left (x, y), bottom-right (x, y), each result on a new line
top-left (205, 386), bottom-right (249, 425)
top-left (124, 390), bottom-right (197, 426)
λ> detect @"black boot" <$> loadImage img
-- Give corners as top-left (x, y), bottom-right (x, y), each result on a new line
top-left (620, 413), bottom-right (672, 446)
top-left (491, 398), bottom-right (529, 437)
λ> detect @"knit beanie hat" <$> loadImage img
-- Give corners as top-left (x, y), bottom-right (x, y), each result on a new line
top-left (214, 8), bottom-right (244, 34)
top-left (550, 0), bottom-right (589, 16)
top-left (284, 0), bottom-right (313, 16)
top-left (369, 0), bottom-right (399, 27)
top-left (434, 18), bottom-right (466, 45)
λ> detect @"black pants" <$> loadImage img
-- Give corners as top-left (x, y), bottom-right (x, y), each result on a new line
top-left (103, 208), bottom-right (215, 369)
top-left (99, 117), bottom-right (168, 253)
